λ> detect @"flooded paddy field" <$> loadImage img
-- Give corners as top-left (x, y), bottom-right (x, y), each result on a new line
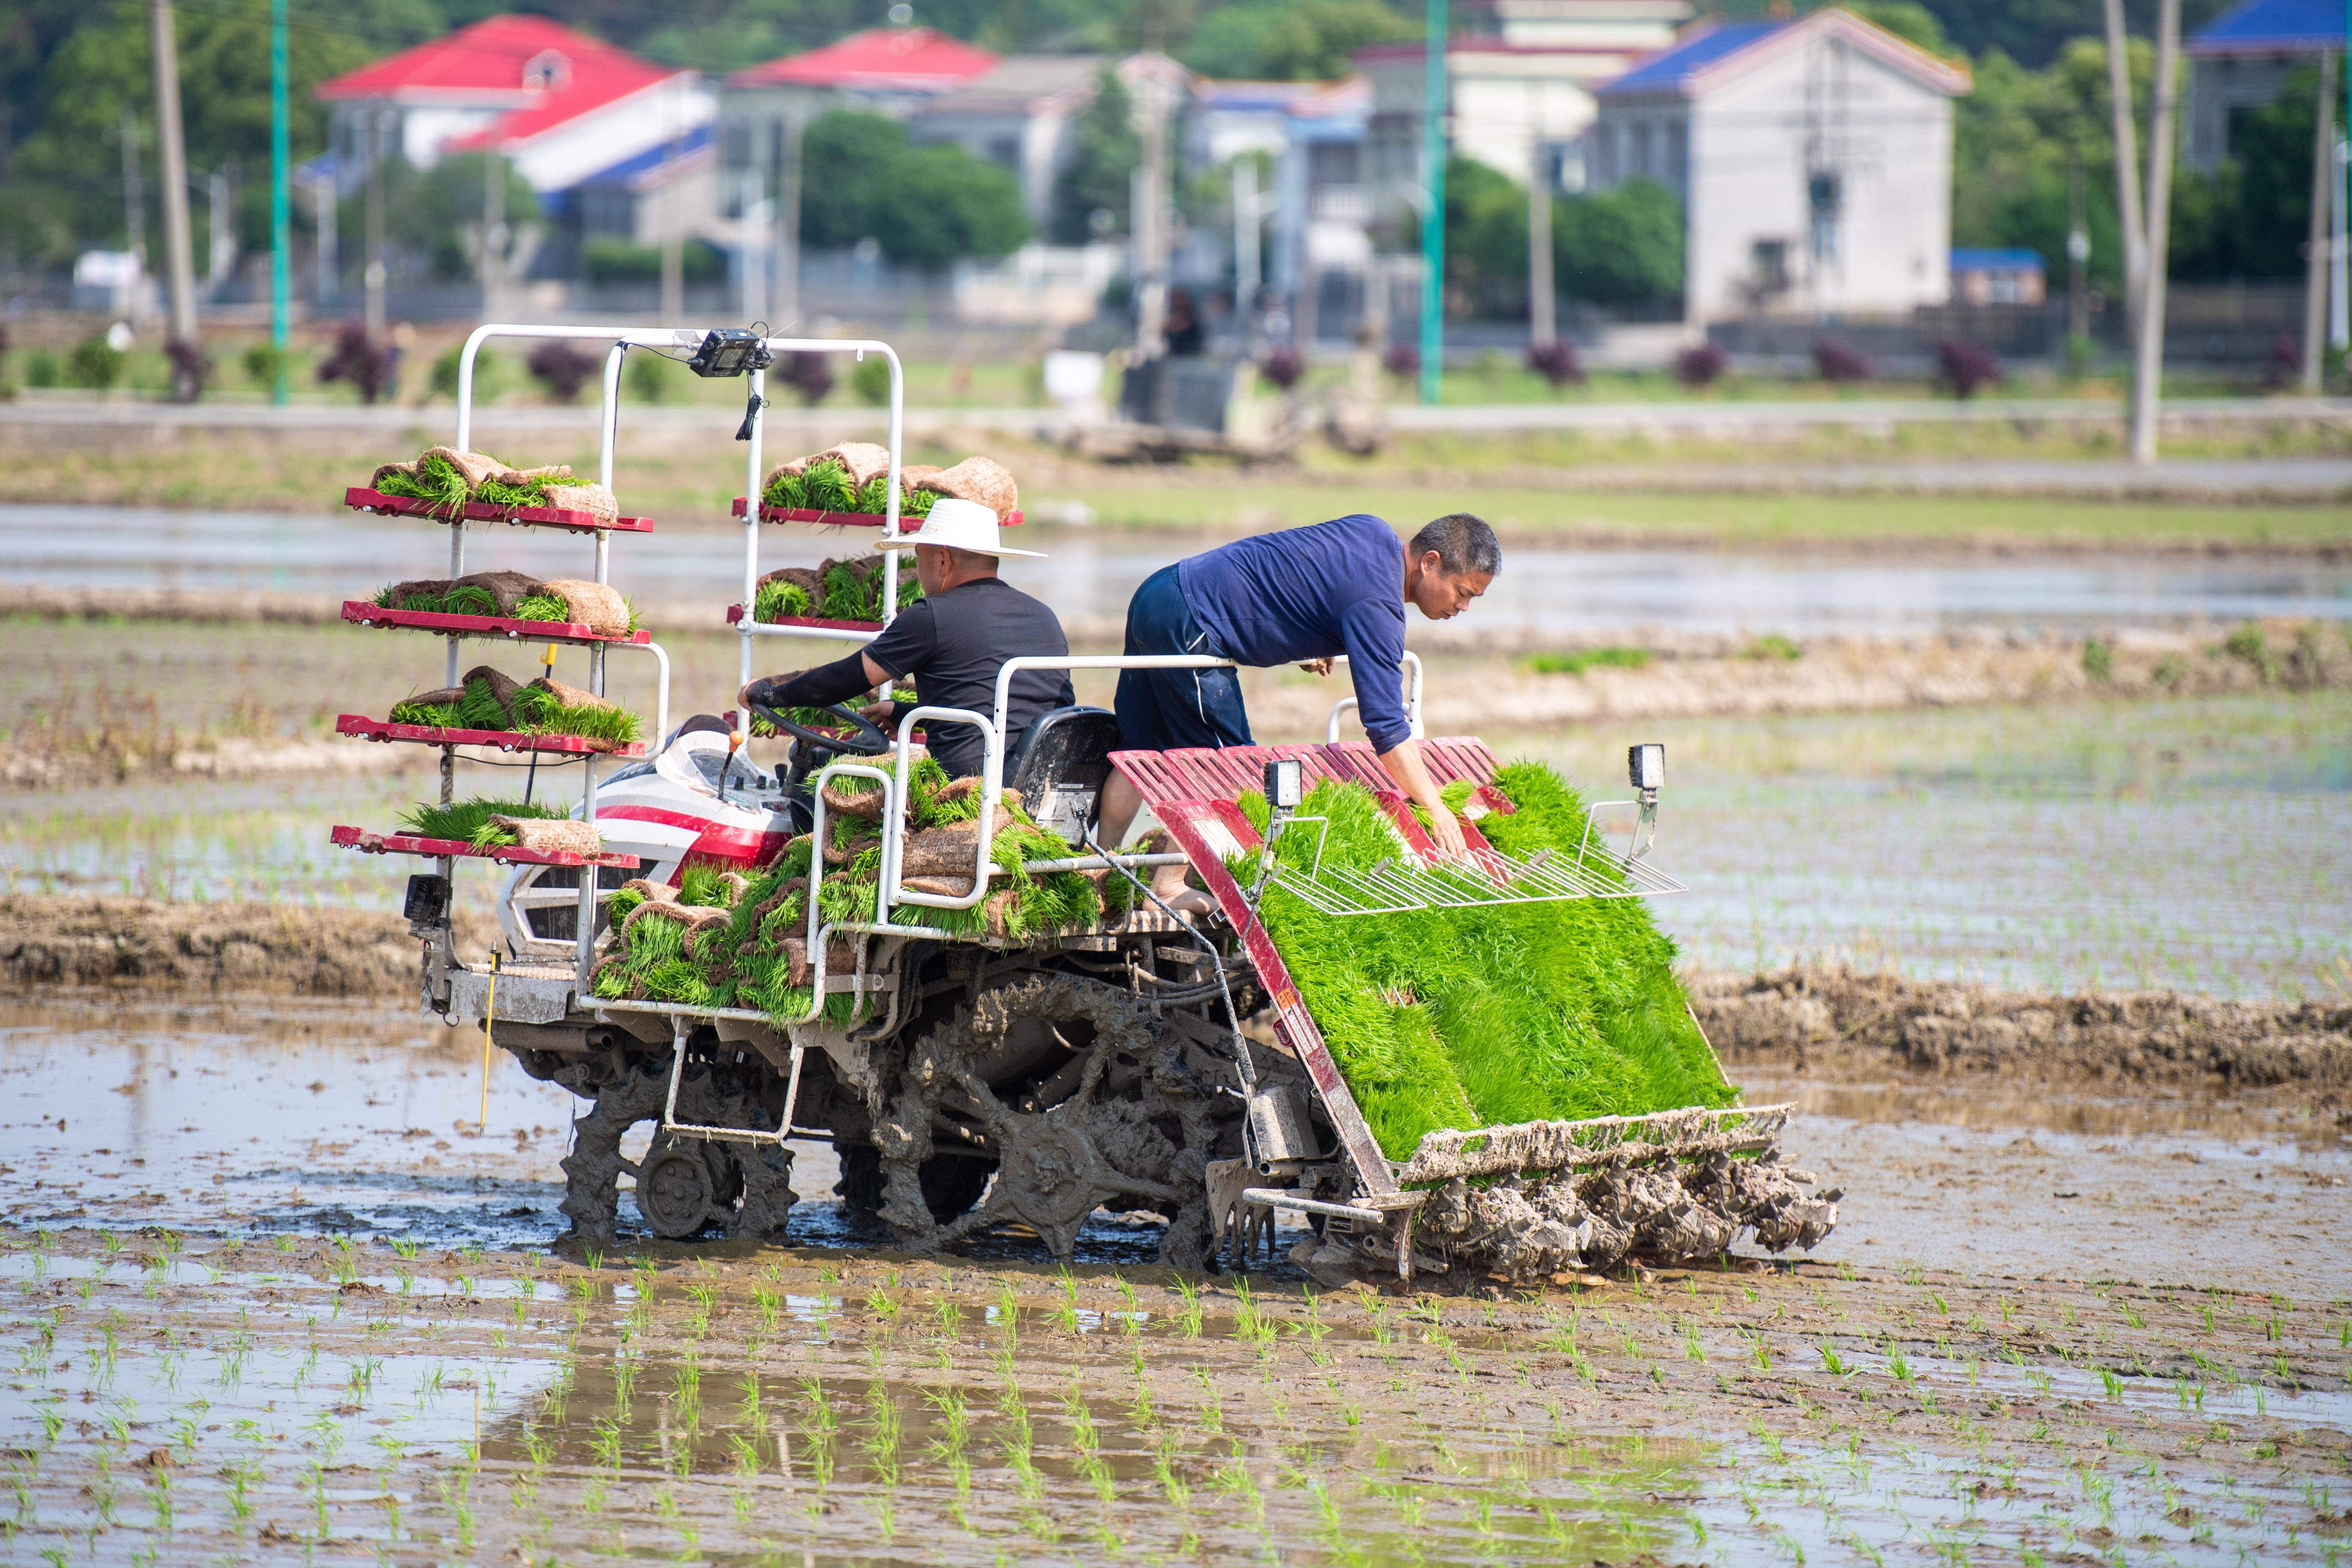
top-left (0, 991), bottom-right (2347, 1567)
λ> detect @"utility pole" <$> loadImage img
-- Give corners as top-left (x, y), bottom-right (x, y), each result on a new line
top-left (208, 168), bottom-right (234, 292)
top-left (2129, 0), bottom-right (2180, 464)
top-left (1232, 155), bottom-right (1258, 333)
top-left (269, 0), bottom-right (288, 404)
top-left (150, 0), bottom-right (199, 367)
top-left (121, 110), bottom-right (146, 276)
top-left (1527, 131), bottom-right (1554, 356)
top-left (2333, 132), bottom-right (2349, 353)
top-left (483, 144), bottom-right (505, 322)
top-left (659, 109), bottom-right (683, 321)
top-left (2303, 48), bottom-right (2338, 390)
top-left (364, 110), bottom-right (387, 340)
top-left (2066, 156), bottom-right (2090, 346)
top-left (2100, 0), bottom-right (2147, 348)
top-left (775, 108), bottom-right (804, 328)
top-left (314, 171), bottom-right (336, 307)
top-left (1133, 61), bottom-right (1172, 357)
top-left (1418, 0), bottom-right (1448, 404)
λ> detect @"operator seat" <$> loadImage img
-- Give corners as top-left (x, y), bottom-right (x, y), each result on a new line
top-left (1004, 705), bottom-right (1122, 844)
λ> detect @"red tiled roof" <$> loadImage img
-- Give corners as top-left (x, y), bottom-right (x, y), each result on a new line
top-left (316, 14), bottom-right (676, 128)
top-left (729, 26), bottom-right (998, 90)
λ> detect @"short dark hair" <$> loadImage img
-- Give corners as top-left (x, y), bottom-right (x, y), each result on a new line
top-left (1410, 513), bottom-right (1500, 577)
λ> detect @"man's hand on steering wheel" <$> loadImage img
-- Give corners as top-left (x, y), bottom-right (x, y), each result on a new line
top-left (738, 676), bottom-right (892, 757)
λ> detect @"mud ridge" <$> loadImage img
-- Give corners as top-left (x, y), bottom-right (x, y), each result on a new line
top-left (1694, 963), bottom-right (2352, 1087)
top-left (0, 893), bottom-right (494, 996)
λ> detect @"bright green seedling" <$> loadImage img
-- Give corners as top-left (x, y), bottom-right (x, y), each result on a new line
top-left (1231, 765), bottom-right (1732, 1158)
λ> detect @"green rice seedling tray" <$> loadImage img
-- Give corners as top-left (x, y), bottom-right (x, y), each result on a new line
top-left (343, 600), bottom-right (651, 647)
top-left (331, 824), bottom-right (640, 869)
top-left (723, 604), bottom-right (882, 634)
top-left (336, 714), bottom-right (647, 757)
top-left (730, 497), bottom-right (1024, 528)
top-left (347, 487), bottom-right (654, 534)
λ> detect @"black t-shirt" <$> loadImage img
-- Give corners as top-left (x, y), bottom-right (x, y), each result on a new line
top-left (864, 577), bottom-right (1074, 779)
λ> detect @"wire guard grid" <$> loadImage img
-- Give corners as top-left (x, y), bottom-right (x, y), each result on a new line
top-left (1255, 829), bottom-right (1687, 918)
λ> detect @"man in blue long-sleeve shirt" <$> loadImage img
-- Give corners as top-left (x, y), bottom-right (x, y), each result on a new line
top-left (1100, 512), bottom-right (1498, 889)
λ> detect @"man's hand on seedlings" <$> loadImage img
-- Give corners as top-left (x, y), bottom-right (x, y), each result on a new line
top-left (1423, 806), bottom-right (1470, 862)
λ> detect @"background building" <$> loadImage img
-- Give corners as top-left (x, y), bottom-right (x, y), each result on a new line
top-left (1589, 9), bottom-right (1969, 323)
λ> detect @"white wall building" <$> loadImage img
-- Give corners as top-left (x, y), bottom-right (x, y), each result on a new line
top-left (1355, 0), bottom-right (1691, 215)
top-left (1588, 9), bottom-right (1968, 322)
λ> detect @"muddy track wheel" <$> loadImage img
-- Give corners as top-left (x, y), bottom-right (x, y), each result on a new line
top-left (872, 972), bottom-right (1224, 1265)
top-left (837, 1144), bottom-right (996, 1223)
top-left (635, 1133), bottom-right (720, 1239)
top-left (558, 1054), bottom-right (798, 1248)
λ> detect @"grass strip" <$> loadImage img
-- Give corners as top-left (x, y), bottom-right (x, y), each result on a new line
top-left (1235, 762), bottom-right (1732, 1161)
top-left (387, 674), bottom-right (643, 744)
top-left (763, 461), bottom-right (938, 519)
top-left (395, 797), bottom-right (569, 845)
top-left (509, 683), bottom-right (644, 746)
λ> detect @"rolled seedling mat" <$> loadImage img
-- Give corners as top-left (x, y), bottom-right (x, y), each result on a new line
top-left (491, 816), bottom-right (602, 856)
top-left (539, 579), bottom-right (629, 635)
top-left (453, 571), bottom-right (547, 615)
top-left (913, 456), bottom-right (1018, 519)
top-left (527, 675), bottom-right (612, 710)
top-left (464, 665), bottom-right (526, 714)
top-left (805, 442), bottom-right (894, 490)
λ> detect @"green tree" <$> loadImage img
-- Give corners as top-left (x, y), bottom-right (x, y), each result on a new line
top-left (1554, 180), bottom-right (1684, 310)
top-left (868, 142), bottom-right (1029, 270)
top-left (800, 110), bottom-right (909, 249)
top-left (1049, 72), bottom-right (1138, 243)
top-left (1843, 1), bottom-right (1951, 55)
top-left (1180, 0), bottom-right (1414, 81)
top-left (2170, 60), bottom-right (2340, 281)
top-left (341, 151), bottom-right (539, 281)
top-left (1442, 156), bottom-right (1528, 305)
top-left (4, 0), bottom-right (373, 264)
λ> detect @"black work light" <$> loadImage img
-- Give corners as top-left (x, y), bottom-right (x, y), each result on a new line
top-left (687, 328), bottom-right (771, 378)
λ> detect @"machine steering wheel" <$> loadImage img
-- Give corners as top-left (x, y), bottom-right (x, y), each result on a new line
top-left (748, 698), bottom-right (893, 759)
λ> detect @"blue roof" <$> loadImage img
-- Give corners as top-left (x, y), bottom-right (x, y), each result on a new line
top-left (2190, 0), bottom-right (2341, 53)
top-left (1598, 20), bottom-right (1787, 96)
top-left (1951, 248), bottom-right (2045, 271)
top-left (573, 124), bottom-right (712, 192)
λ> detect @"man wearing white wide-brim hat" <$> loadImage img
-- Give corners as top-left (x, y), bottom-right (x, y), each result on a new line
top-left (737, 499), bottom-right (1070, 780)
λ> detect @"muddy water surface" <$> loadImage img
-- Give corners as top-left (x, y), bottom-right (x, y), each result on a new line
top-left (1, 994), bottom-right (2347, 1565)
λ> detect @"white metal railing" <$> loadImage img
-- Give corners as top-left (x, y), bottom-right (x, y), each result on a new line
top-left (733, 337), bottom-right (908, 697)
top-left (448, 324), bottom-right (692, 985)
top-left (1323, 651), bottom-right (1424, 743)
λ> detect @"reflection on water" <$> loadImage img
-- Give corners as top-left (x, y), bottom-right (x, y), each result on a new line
top-left (7, 502), bottom-right (2350, 635)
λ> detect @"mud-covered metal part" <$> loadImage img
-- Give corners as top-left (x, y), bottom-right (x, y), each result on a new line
top-left (1407, 1105), bottom-right (1841, 1284)
top-left (553, 1047), bottom-right (798, 1248)
top-left (867, 972), bottom-right (1229, 1267)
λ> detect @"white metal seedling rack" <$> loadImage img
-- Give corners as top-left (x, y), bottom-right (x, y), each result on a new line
top-left (729, 335), bottom-right (913, 683)
top-left (336, 323), bottom-right (765, 993)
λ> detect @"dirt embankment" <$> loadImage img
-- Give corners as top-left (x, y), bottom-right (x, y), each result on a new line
top-left (0, 894), bottom-right (494, 997)
top-left (1693, 964), bottom-right (2352, 1088)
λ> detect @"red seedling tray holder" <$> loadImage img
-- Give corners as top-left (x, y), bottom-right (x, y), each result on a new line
top-left (336, 714), bottom-right (647, 757)
top-left (343, 600), bottom-right (649, 646)
top-left (331, 825), bottom-right (639, 869)
top-left (347, 487), bottom-right (653, 534)
top-left (731, 497), bottom-right (1023, 528)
